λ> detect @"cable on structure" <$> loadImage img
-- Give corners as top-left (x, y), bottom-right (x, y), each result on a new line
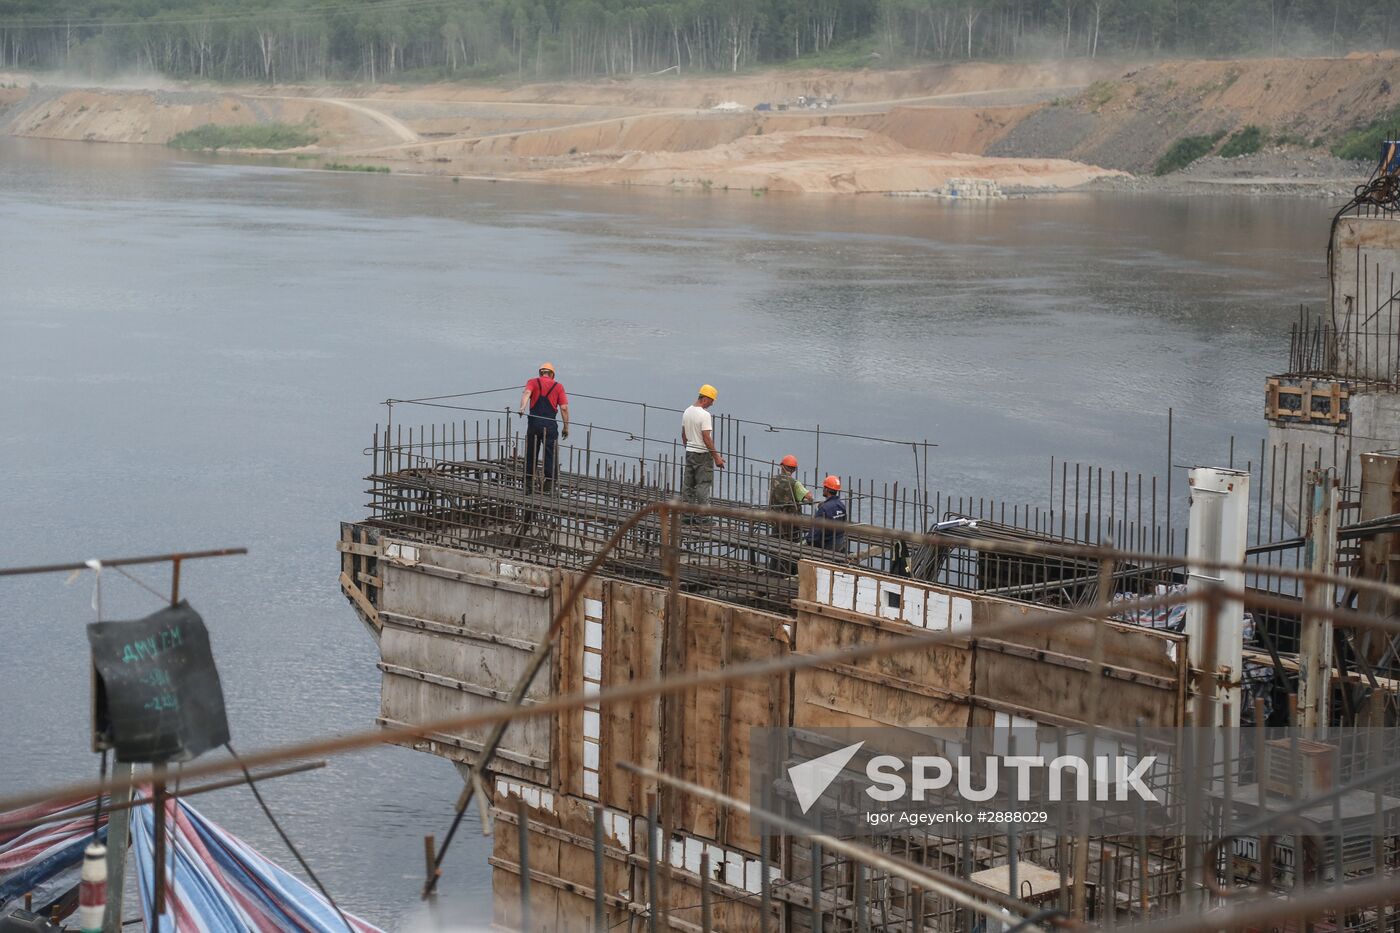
top-left (168, 766), bottom-right (181, 931)
top-left (224, 743), bottom-right (356, 933)
top-left (91, 748), bottom-right (109, 841)
top-left (1326, 137), bottom-right (1400, 315)
top-left (112, 565), bottom-right (176, 606)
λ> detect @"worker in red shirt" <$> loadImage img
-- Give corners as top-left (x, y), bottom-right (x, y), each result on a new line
top-left (518, 362), bottom-right (569, 492)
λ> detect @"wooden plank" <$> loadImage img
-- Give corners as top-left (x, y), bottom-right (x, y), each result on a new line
top-left (377, 716), bottom-right (548, 769)
top-left (338, 571), bottom-right (380, 633)
top-left (793, 598), bottom-right (969, 641)
top-left (979, 600), bottom-right (1182, 679)
top-left (550, 569), bottom-right (566, 796)
top-left (413, 560), bottom-right (552, 598)
top-left (681, 597), bottom-right (706, 836)
top-left (379, 622), bottom-right (549, 697)
top-left (378, 661), bottom-right (543, 705)
top-left (796, 608), bottom-right (974, 696)
top-left (974, 650), bottom-right (1178, 728)
top-left (555, 573), bottom-right (587, 800)
top-left (335, 540), bottom-right (381, 558)
top-left (717, 606), bottom-right (734, 846)
top-left (493, 793), bottom-right (640, 933)
top-left (799, 669), bottom-right (970, 729)
top-left (378, 610), bottom-right (538, 652)
top-left (975, 638), bottom-right (1177, 690)
top-left (815, 658), bottom-right (970, 703)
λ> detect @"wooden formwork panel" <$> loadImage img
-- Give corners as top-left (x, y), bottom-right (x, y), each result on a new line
top-left (1358, 453), bottom-right (1400, 686)
top-left (554, 570), bottom-right (789, 855)
top-left (337, 522), bottom-right (381, 636)
top-left (792, 562), bottom-right (976, 732)
top-left (1265, 376), bottom-right (1351, 425)
top-left (492, 784), bottom-right (769, 933)
top-left (554, 575), bottom-right (665, 808)
top-left (604, 580), bottom-right (667, 813)
top-left (791, 560), bottom-right (1186, 733)
top-left (972, 600), bottom-right (1186, 729)
top-left (375, 538), bottom-right (556, 782)
top-left (492, 787), bottom-right (633, 933)
top-left (680, 594), bottom-right (789, 853)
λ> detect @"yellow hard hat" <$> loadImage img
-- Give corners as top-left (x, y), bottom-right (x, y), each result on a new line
top-left (698, 384), bottom-right (718, 400)
top-left (539, 362), bottom-right (555, 375)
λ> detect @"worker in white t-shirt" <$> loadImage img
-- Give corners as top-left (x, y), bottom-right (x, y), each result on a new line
top-left (680, 384), bottom-right (725, 518)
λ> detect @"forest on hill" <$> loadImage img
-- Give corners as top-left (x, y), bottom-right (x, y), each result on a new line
top-left (0, 0), bottom-right (1396, 83)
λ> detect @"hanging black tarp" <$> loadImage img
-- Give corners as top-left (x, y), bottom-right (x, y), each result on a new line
top-left (87, 601), bottom-right (229, 763)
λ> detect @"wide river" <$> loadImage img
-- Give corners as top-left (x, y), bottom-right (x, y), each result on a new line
top-left (1, 136), bottom-right (1333, 928)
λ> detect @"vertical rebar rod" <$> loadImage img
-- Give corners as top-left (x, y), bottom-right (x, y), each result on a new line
top-left (594, 805), bottom-right (606, 931)
top-left (855, 861), bottom-right (868, 933)
top-left (1166, 408), bottom-right (1174, 552)
top-left (700, 851), bottom-right (713, 933)
top-left (647, 800), bottom-right (659, 933)
top-left (759, 830), bottom-right (772, 933)
top-left (517, 796), bottom-right (531, 933)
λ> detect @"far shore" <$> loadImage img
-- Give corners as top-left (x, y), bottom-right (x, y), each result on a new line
top-left (0, 56), bottom-right (1378, 198)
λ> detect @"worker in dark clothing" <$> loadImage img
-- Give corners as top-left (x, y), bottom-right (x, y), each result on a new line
top-left (518, 362), bottom-right (569, 492)
top-left (807, 475), bottom-right (847, 552)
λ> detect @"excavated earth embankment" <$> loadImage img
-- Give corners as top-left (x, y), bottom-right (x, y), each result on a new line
top-left (0, 54), bottom-right (1387, 193)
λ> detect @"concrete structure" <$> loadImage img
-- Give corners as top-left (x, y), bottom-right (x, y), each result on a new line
top-left (1266, 212), bottom-right (1400, 514)
top-left (338, 398), bottom-right (1400, 930)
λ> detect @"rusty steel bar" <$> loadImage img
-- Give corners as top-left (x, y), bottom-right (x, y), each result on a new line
top-left (0, 579), bottom-right (1376, 817)
top-left (367, 458), bottom-right (1400, 604)
top-left (0, 761), bottom-right (326, 834)
top-left (593, 805), bottom-right (605, 932)
top-left (700, 850), bottom-right (712, 933)
top-left (517, 795), bottom-right (531, 933)
top-left (615, 761), bottom-right (1061, 927)
top-left (0, 548), bottom-right (247, 577)
top-left (1135, 870), bottom-right (1400, 933)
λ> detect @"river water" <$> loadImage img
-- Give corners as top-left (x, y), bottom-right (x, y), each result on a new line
top-left (0, 136), bottom-right (1333, 928)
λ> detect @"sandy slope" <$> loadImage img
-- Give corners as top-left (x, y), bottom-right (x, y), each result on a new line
top-left (533, 125), bottom-right (1121, 193)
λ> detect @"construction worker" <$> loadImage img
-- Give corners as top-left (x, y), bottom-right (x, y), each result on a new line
top-left (680, 384), bottom-right (724, 518)
top-left (807, 476), bottom-right (848, 552)
top-left (768, 454), bottom-right (812, 541)
top-left (768, 454), bottom-right (811, 574)
top-left (518, 362), bottom-right (569, 492)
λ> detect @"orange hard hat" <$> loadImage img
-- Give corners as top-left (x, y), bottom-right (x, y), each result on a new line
top-left (780, 455), bottom-right (798, 468)
top-left (539, 362), bottom-right (555, 375)
top-left (822, 475), bottom-right (841, 492)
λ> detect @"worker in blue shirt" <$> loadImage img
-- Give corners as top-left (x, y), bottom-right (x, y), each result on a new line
top-left (807, 475), bottom-right (847, 552)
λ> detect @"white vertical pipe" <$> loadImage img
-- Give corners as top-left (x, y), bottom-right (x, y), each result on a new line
top-left (1183, 467), bottom-right (1251, 728)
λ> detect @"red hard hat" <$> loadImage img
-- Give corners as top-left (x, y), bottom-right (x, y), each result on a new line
top-left (780, 455), bottom-right (798, 468)
top-left (822, 475), bottom-right (841, 492)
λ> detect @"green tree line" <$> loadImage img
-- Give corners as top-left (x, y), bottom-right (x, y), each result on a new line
top-left (0, 0), bottom-right (1395, 82)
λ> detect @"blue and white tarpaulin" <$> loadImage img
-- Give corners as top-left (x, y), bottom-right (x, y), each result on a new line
top-left (0, 795), bottom-right (107, 906)
top-left (132, 792), bottom-right (383, 933)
